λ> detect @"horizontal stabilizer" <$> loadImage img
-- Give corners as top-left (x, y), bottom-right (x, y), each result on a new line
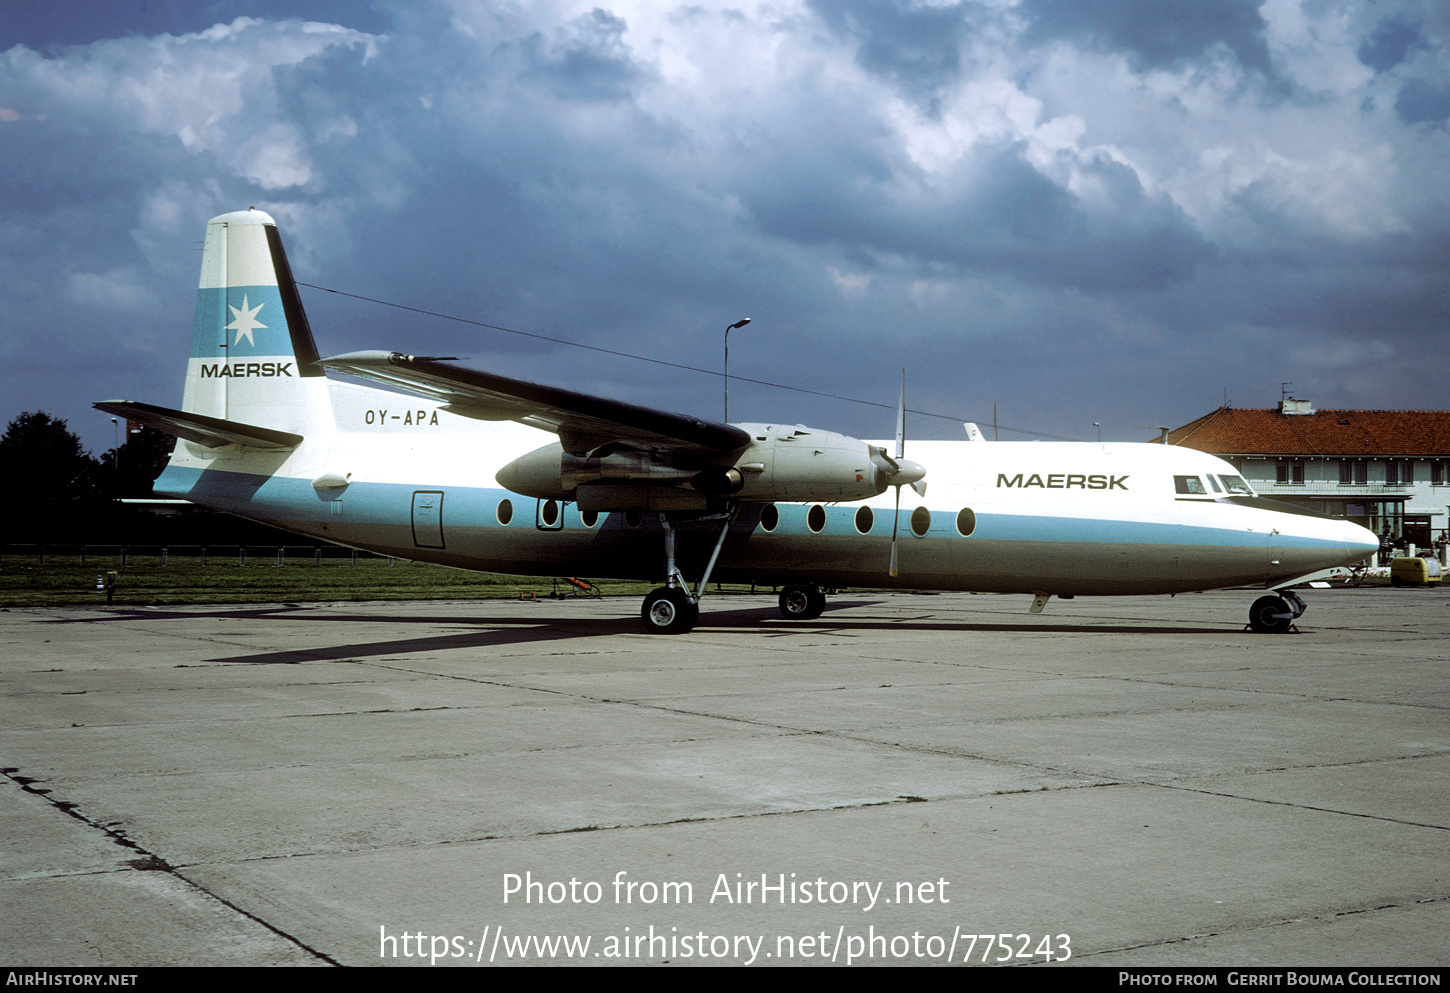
top-left (320, 351), bottom-right (751, 457)
top-left (94, 400), bottom-right (303, 450)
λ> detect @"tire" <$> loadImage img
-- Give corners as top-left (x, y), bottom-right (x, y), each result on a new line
top-left (641, 587), bottom-right (697, 634)
top-left (778, 585), bottom-right (826, 620)
top-left (1248, 594), bottom-right (1292, 634)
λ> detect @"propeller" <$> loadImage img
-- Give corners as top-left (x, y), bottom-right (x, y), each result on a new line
top-left (869, 369), bottom-right (927, 577)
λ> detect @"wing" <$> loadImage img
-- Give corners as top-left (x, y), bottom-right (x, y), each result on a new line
top-left (319, 351), bottom-right (750, 458)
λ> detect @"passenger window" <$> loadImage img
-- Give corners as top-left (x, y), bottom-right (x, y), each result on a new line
top-left (910, 506), bottom-right (931, 537)
top-left (1174, 475), bottom-right (1207, 495)
top-left (759, 504), bottom-right (779, 532)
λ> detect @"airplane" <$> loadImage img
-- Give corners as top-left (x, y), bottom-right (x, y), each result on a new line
top-left (97, 209), bottom-right (1379, 635)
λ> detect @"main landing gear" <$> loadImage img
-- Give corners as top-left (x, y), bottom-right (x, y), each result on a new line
top-left (777, 586), bottom-right (826, 620)
top-left (1247, 589), bottom-right (1306, 633)
top-left (641, 587), bottom-right (698, 634)
top-left (637, 509), bottom-right (833, 634)
top-left (640, 506), bottom-right (735, 635)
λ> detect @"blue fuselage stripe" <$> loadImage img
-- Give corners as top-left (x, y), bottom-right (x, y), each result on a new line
top-left (154, 465), bottom-right (1351, 551)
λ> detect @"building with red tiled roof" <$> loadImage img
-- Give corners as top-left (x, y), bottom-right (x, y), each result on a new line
top-left (1161, 399), bottom-right (1450, 546)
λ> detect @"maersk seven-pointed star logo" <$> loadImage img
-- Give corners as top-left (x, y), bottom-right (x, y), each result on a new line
top-left (226, 295), bottom-right (267, 346)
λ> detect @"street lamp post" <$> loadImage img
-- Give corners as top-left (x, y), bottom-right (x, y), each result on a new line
top-left (110, 417), bottom-right (119, 470)
top-left (724, 318), bottom-right (751, 422)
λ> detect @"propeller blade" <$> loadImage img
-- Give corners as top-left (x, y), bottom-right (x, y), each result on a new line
top-left (895, 369), bottom-right (906, 461)
top-left (870, 444), bottom-right (900, 475)
top-left (889, 368), bottom-right (915, 578)
top-left (889, 484), bottom-right (901, 577)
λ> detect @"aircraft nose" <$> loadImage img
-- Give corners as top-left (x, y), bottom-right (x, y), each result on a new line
top-left (1269, 510), bottom-right (1379, 573)
top-left (1345, 520), bottom-right (1379, 555)
top-left (1318, 518), bottom-right (1379, 569)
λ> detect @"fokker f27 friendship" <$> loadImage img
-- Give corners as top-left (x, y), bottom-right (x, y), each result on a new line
top-left (98, 210), bottom-right (1378, 634)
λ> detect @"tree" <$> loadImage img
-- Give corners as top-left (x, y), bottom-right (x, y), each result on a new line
top-left (0, 411), bottom-right (99, 506)
top-left (99, 425), bottom-right (176, 499)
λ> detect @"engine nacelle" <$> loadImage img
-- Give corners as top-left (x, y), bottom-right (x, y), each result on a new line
top-left (495, 422), bottom-right (923, 509)
top-left (730, 423), bottom-right (892, 502)
top-left (495, 444), bottom-right (696, 500)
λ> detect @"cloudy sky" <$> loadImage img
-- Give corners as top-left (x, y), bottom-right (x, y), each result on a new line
top-left (4, 0), bottom-right (1449, 452)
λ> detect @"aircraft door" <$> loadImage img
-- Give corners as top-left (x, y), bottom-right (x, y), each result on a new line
top-left (412, 490), bottom-right (445, 548)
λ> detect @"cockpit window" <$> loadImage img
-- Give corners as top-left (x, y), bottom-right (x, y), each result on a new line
top-left (1174, 475), bottom-right (1207, 495)
top-left (1205, 474), bottom-right (1222, 494)
top-left (1217, 475), bottom-right (1253, 496)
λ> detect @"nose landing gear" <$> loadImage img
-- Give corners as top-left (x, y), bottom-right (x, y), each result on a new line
top-left (1247, 589), bottom-right (1306, 633)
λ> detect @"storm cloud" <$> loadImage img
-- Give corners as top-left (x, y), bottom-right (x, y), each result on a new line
top-left (3, 0), bottom-right (1449, 450)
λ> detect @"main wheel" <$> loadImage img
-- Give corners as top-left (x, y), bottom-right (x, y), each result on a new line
top-left (641, 587), bottom-right (698, 634)
top-left (778, 585), bottom-right (826, 620)
top-left (1248, 594), bottom-right (1292, 633)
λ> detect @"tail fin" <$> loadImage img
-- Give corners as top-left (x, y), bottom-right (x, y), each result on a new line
top-left (181, 209), bottom-right (331, 435)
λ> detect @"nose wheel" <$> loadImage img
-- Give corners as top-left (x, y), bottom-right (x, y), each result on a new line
top-left (1247, 590), bottom-right (1305, 633)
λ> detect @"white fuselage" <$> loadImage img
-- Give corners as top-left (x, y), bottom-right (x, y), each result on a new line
top-left (155, 379), bottom-right (1379, 596)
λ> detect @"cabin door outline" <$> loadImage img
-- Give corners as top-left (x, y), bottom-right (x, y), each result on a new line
top-left (412, 490), bottom-right (445, 549)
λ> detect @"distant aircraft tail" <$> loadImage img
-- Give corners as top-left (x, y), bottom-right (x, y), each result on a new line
top-left (180, 208), bottom-right (332, 436)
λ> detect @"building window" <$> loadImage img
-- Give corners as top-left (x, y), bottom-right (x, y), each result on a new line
top-left (1339, 461), bottom-right (1352, 485)
top-left (1386, 461), bottom-right (1412, 485)
top-left (1433, 462), bottom-right (1444, 487)
top-left (1276, 461), bottom-right (1304, 484)
top-left (1356, 462), bottom-right (1368, 485)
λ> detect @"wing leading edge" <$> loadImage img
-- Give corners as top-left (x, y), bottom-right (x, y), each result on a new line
top-left (320, 351), bottom-right (751, 457)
